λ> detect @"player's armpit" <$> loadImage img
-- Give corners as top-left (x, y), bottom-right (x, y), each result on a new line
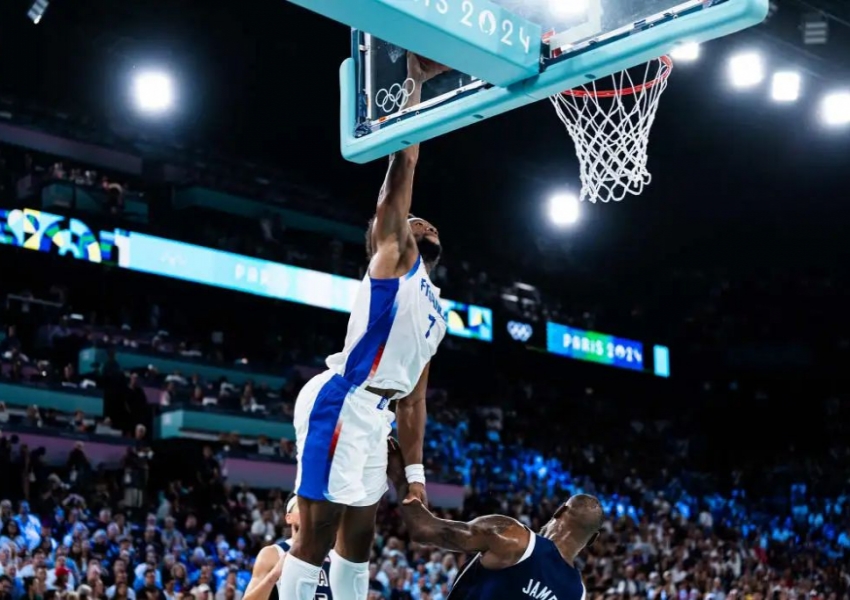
top-left (402, 501), bottom-right (528, 561)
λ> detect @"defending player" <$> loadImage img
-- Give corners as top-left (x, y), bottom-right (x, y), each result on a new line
top-left (387, 440), bottom-right (602, 600)
top-left (243, 494), bottom-right (332, 600)
top-left (277, 53), bottom-right (450, 600)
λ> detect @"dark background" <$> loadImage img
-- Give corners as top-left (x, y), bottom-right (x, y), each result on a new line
top-left (0, 0), bottom-right (849, 289)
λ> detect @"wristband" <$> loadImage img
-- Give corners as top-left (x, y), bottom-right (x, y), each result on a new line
top-left (404, 464), bottom-right (426, 486)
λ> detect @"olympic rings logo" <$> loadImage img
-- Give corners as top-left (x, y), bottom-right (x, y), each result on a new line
top-left (507, 321), bottom-right (533, 342)
top-left (375, 78), bottom-right (416, 114)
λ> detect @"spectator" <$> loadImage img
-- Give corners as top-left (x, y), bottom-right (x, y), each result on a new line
top-left (136, 568), bottom-right (164, 600)
top-left (0, 326), bottom-right (22, 356)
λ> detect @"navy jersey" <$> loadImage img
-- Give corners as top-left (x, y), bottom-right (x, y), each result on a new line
top-left (270, 539), bottom-right (332, 600)
top-left (448, 533), bottom-right (585, 600)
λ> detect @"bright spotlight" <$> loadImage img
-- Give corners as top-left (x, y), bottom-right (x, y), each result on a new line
top-left (132, 71), bottom-right (175, 114)
top-left (771, 71), bottom-right (801, 102)
top-left (728, 52), bottom-right (765, 89)
top-left (820, 91), bottom-right (850, 126)
top-left (671, 42), bottom-right (700, 62)
top-left (548, 0), bottom-right (589, 18)
top-left (548, 193), bottom-right (580, 227)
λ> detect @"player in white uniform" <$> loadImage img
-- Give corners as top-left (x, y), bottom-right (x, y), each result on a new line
top-left (277, 53), bottom-right (450, 600)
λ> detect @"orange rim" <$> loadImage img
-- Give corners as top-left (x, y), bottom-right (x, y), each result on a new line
top-left (561, 55), bottom-right (673, 99)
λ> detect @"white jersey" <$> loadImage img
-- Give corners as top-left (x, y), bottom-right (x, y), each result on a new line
top-left (326, 255), bottom-right (447, 398)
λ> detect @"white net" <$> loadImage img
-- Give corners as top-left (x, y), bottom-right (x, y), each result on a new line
top-left (550, 56), bottom-right (672, 203)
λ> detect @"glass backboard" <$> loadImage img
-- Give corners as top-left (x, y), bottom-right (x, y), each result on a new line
top-left (357, 0), bottom-right (729, 132)
top-left (342, 0), bottom-right (768, 162)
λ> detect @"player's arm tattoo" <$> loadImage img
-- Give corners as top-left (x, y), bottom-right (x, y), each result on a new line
top-left (401, 501), bottom-right (525, 556)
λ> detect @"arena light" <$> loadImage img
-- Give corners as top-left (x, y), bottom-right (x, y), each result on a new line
top-left (132, 71), bottom-right (175, 115)
top-left (820, 91), bottom-right (850, 127)
top-left (27, 0), bottom-right (49, 24)
top-left (802, 12), bottom-right (828, 45)
top-left (548, 192), bottom-right (580, 227)
top-left (728, 52), bottom-right (765, 89)
top-left (670, 42), bottom-right (700, 62)
top-left (771, 71), bottom-right (801, 102)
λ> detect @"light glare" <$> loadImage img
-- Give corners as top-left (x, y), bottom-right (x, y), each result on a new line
top-left (548, 0), bottom-right (589, 18)
top-left (132, 71), bottom-right (175, 114)
top-left (821, 91), bottom-right (850, 126)
top-left (728, 52), bottom-right (765, 88)
top-left (548, 193), bottom-right (580, 227)
top-left (771, 71), bottom-right (801, 102)
top-left (671, 42), bottom-right (700, 62)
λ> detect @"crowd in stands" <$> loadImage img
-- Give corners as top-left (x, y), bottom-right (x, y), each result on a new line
top-left (0, 112), bottom-right (849, 600)
top-left (1, 285), bottom-right (848, 600)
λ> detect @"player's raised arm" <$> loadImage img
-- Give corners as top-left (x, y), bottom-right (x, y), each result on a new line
top-left (243, 546), bottom-right (284, 600)
top-left (371, 55), bottom-right (448, 277)
top-left (387, 439), bottom-right (529, 566)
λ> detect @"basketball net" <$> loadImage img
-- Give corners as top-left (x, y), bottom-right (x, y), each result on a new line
top-left (550, 56), bottom-right (672, 203)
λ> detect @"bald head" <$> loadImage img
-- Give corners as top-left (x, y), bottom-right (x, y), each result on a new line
top-left (562, 494), bottom-right (604, 541)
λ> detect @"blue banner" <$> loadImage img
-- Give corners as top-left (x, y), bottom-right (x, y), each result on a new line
top-left (546, 322), bottom-right (645, 372)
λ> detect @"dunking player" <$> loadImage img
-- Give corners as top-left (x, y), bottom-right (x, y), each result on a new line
top-left (277, 53), bottom-right (450, 600)
top-left (388, 440), bottom-right (602, 600)
top-left (243, 494), bottom-right (332, 600)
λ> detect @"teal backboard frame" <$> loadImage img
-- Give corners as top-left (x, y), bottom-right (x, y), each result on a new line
top-left (290, 0), bottom-right (769, 163)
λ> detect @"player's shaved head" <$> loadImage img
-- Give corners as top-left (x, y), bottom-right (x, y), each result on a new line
top-left (365, 213), bottom-right (442, 269)
top-left (545, 493), bottom-right (604, 556)
top-left (564, 494), bottom-right (604, 541)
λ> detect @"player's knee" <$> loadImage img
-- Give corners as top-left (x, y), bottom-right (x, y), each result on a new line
top-left (337, 516), bottom-right (376, 562)
top-left (290, 531), bottom-right (334, 566)
top-left (290, 511), bottom-right (341, 565)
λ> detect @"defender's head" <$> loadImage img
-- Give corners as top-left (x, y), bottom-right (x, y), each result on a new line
top-left (541, 494), bottom-right (604, 557)
top-left (366, 214), bottom-right (442, 271)
top-left (284, 493), bottom-right (300, 535)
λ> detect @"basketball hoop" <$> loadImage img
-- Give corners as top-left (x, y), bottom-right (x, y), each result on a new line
top-left (550, 56), bottom-right (673, 203)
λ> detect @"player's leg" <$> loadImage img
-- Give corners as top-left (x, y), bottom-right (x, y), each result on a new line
top-left (280, 373), bottom-right (353, 600)
top-left (330, 503), bottom-right (378, 600)
top-left (280, 496), bottom-right (344, 599)
top-left (329, 411), bottom-right (394, 600)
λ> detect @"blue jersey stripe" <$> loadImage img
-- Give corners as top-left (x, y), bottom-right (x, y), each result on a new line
top-left (341, 277), bottom-right (400, 386)
top-left (296, 376), bottom-right (349, 501)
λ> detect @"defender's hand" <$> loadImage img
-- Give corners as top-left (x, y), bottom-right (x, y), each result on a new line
top-left (403, 482), bottom-right (428, 508)
top-left (386, 438), bottom-right (406, 490)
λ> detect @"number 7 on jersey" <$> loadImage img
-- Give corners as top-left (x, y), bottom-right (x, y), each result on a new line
top-left (425, 314), bottom-right (437, 339)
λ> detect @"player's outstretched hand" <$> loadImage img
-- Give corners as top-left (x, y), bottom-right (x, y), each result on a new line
top-left (407, 52), bottom-right (450, 83)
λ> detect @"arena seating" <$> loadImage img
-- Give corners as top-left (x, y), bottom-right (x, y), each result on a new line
top-left (0, 127), bottom-right (848, 600)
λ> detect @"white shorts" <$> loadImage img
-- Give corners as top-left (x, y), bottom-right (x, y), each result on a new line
top-left (293, 370), bottom-right (395, 506)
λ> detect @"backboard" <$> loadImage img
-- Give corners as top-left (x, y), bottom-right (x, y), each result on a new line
top-left (336, 0), bottom-right (768, 163)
